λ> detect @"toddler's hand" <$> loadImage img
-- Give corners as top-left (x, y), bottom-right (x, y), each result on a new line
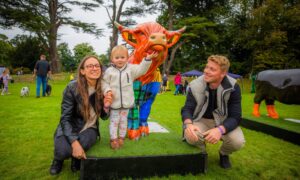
top-left (146, 52), bottom-right (158, 60)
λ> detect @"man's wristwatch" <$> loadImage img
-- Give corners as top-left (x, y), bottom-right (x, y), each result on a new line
top-left (183, 122), bottom-right (192, 129)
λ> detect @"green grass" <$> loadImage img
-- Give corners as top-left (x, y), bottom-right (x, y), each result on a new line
top-left (0, 74), bottom-right (299, 179)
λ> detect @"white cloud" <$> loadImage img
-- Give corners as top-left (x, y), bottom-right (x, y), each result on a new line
top-left (0, 2), bottom-right (158, 55)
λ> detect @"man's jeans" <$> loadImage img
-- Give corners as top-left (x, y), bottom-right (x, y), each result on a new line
top-left (36, 75), bottom-right (47, 97)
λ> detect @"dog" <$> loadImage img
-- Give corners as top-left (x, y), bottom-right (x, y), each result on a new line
top-left (20, 86), bottom-right (29, 97)
top-left (45, 84), bottom-right (52, 96)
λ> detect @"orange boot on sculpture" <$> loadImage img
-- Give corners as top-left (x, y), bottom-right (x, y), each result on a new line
top-left (252, 103), bottom-right (261, 117)
top-left (127, 129), bottom-right (140, 140)
top-left (140, 126), bottom-right (149, 137)
top-left (267, 105), bottom-right (279, 119)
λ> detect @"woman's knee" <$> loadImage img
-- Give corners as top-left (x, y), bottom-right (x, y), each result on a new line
top-left (54, 139), bottom-right (72, 160)
top-left (79, 129), bottom-right (97, 150)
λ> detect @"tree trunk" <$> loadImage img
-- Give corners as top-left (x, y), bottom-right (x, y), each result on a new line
top-left (166, 41), bottom-right (184, 75)
top-left (163, 0), bottom-right (174, 76)
top-left (48, 0), bottom-right (61, 73)
top-left (109, 0), bottom-right (126, 52)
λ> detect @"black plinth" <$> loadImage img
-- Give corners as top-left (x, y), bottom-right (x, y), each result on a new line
top-left (241, 118), bottom-right (300, 145)
top-left (80, 153), bottom-right (207, 179)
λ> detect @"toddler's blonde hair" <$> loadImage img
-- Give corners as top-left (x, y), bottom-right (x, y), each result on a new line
top-left (110, 45), bottom-right (129, 60)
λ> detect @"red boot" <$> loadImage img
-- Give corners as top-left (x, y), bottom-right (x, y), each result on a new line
top-left (252, 103), bottom-right (261, 117)
top-left (140, 126), bottom-right (149, 137)
top-left (267, 105), bottom-right (279, 119)
top-left (127, 129), bottom-right (140, 140)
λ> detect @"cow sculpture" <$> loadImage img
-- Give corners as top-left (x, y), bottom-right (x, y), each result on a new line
top-left (115, 21), bottom-right (185, 140)
top-left (252, 69), bottom-right (300, 119)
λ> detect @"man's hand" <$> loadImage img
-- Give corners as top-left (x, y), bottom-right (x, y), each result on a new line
top-left (202, 127), bottom-right (222, 144)
top-left (184, 124), bottom-right (201, 144)
top-left (71, 140), bottom-right (86, 160)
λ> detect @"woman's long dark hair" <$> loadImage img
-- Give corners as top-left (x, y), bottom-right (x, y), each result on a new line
top-left (76, 55), bottom-right (104, 122)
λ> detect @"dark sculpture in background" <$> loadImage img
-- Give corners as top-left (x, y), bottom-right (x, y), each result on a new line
top-left (252, 69), bottom-right (300, 119)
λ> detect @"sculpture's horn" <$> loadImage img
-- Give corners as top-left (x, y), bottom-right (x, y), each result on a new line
top-left (114, 21), bottom-right (128, 30)
top-left (176, 26), bottom-right (186, 33)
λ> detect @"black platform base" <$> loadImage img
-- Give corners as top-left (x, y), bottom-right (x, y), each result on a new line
top-left (80, 153), bottom-right (207, 179)
top-left (241, 118), bottom-right (300, 145)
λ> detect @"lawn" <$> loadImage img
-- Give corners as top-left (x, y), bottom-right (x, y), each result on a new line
top-left (0, 74), bottom-right (299, 179)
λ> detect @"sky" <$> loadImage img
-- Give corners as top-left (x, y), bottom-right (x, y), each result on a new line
top-left (0, 2), bottom-right (158, 55)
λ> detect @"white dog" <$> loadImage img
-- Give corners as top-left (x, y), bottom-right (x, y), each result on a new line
top-left (20, 86), bottom-right (29, 97)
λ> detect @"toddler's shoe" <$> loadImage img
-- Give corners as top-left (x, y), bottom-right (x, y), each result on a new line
top-left (118, 137), bottom-right (125, 148)
top-left (110, 139), bottom-right (119, 149)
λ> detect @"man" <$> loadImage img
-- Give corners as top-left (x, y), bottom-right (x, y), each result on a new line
top-left (162, 73), bottom-right (168, 92)
top-left (181, 55), bottom-right (245, 169)
top-left (33, 54), bottom-right (51, 98)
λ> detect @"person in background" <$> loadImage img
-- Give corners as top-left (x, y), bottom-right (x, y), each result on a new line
top-left (1, 68), bottom-right (11, 95)
top-left (182, 78), bottom-right (189, 95)
top-left (33, 54), bottom-right (51, 98)
top-left (174, 72), bottom-right (182, 95)
top-left (181, 55), bottom-right (245, 169)
top-left (162, 73), bottom-right (168, 93)
top-left (49, 55), bottom-right (112, 175)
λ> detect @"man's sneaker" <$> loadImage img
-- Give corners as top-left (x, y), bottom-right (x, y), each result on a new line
top-left (71, 157), bottom-right (81, 172)
top-left (49, 159), bottom-right (63, 175)
top-left (219, 153), bottom-right (231, 169)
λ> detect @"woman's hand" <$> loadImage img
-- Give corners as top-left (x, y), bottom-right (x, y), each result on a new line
top-left (104, 91), bottom-right (113, 113)
top-left (71, 140), bottom-right (86, 159)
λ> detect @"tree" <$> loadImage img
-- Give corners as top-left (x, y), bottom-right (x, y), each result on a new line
top-left (73, 43), bottom-right (97, 66)
top-left (237, 0), bottom-right (300, 73)
top-left (99, 54), bottom-right (110, 66)
top-left (0, 0), bottom-right (103, 73)
top-left (57, 43), bottom-right (74, 72)
top-left (97, 0), bottom-right (157, 52)
top-left (0, 34), bottom-right (14, 66)
top-left (157, 0), bottom-right (229, 74)
top-left (10, 35), bottom-right (43, 70)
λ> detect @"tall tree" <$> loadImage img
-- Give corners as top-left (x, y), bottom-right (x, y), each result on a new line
top-left (10, 35), bottom-right (43, 70)
top-left (240, 0), bottom-right (300, 73)
top-left (96, 0), bottom-right (157, 52)
top-left (58, 43), bottom-right (74, 72)
top-left (73, 43), bottom-right (97, 66)
top-left (0, 0), bottom-right (103, 73)
top-left (158, 0), bottom-right (230, 74)
top-left (0, 34), bottom-right (14, 67)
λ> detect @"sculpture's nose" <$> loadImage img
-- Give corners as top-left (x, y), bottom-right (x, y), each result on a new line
top-left (149, 33), bottom-right (167, 51)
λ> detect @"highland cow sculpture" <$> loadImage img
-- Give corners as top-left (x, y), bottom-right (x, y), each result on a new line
top-left (252, 69), bottom-right (300, 119)
top-left (115, 21), bottom-right (185, 139)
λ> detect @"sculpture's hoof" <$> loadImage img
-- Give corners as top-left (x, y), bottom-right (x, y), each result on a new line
top-left (127, 129), bottom-right (140, 140)
top-left (139, 126), bottom-right (149, 137)
top-left (268, 114), bottom-right (279, 119)
top-left (252, 111), bottom-right (260, 117)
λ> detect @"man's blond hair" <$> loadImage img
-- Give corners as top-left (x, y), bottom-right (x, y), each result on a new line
top-left (207, 55), bottom-right (230, 72)
top-left (110, 45), bottom-right (129, 60)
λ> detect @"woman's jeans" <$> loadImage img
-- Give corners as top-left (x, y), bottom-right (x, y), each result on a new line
top-left (174, 84), bottom-right (180, 95)
top-left (53, 128), bottom-right (97, 161)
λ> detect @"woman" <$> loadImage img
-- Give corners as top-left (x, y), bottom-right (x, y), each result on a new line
top-left (49, 55), bottom-right (112, 175)
top-left (174, 72), bottom-right (182, 95)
